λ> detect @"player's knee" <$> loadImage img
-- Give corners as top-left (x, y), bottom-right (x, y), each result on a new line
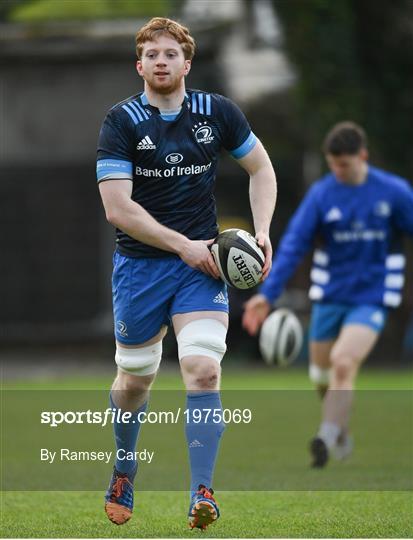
top-left (330, 351), bottom-right (355, 384)
top-left (181, 356), bottom-right (221, 390)
top-left (195, 363), bottom-right (221, 390)
top-left (177, 319), bottom-right (227, 364)
top-left (115, 341), bottom-right (162, 377)
top-left (334, 363), bottom-right (351, 386)
top-left (115, 370), bottom-right (156, 394)
top-left (309, 363), bottom-right (331, 386)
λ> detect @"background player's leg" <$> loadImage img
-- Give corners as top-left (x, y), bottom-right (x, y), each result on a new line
top-left (309, 340), bottom-right (334, 398)
top-left (308, 303), bottom-right (344, 399)
top-left (173, 311), bottom-right (227, 519)
top-left (324, 324), bottom-right (379, 423)
top-left (314, 324), bottom-right (379, 465)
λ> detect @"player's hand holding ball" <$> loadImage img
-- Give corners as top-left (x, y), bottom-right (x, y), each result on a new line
top-left (254, 230), bottom-right (272, 280)
top-left (178, 238), bottom-right (221, 279)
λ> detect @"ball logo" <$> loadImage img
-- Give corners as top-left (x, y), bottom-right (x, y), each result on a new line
top-left (165, 153), bottom-right (183, 164)
top-left (211, 228), bottom-right (264, 289)
top-left (232, 254), bottom-right (257, 288)
top-left (193, 122), bottom-right (214, 144)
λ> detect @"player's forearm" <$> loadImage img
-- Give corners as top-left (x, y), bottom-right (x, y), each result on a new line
top-left (249, 165), bottom-right (277, 235)
top-left (107, 198), bottom-right (190, 255)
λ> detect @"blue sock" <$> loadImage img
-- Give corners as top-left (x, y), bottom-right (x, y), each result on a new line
top-left (110, 392), bottom-right (147, 475)
top-left (185, 392), bottom-right (225, 498)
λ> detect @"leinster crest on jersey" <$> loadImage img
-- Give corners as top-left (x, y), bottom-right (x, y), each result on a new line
top-left (192, 122), bottom-right (214, 144)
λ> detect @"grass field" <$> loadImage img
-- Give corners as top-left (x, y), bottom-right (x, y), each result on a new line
top-left (2, 367), bottom-right (412, 538)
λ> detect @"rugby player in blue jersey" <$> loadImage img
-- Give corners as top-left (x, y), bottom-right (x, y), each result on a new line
top-left (242, 121), bottom-right (413, 467)
top-left (96, 17), bottom-right (276, 528)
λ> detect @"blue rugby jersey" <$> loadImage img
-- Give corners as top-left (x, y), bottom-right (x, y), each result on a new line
top-left (260, 166), bottom-right (413, 308)
top-left (97, 90), bottom-right (257, 257)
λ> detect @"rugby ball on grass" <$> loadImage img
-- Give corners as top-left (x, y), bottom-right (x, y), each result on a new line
top-left (211, 229), bottom-right (264, 289)
top-left (259, 308), bottom-right (303, 367)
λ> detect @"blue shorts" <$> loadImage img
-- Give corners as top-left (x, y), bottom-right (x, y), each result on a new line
top-left (112, 252), bottom-right (228, 345)
top-left (309, 302), bottom-right (387, 341)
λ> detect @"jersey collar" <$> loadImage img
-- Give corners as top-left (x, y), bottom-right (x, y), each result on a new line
top-left (140, 92), bottom-right (189, 111)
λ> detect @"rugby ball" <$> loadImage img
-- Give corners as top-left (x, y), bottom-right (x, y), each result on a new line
top-left (211, 229), bottom-right (264, 289)
top-left (259, 308), bottom-right (303, 367)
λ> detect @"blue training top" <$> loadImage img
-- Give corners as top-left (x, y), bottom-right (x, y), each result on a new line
top-left (96, 90), bottom-right (257, 258)
top-left (260, 166), bottom-right (413, 308)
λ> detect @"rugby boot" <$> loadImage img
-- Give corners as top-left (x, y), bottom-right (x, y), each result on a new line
top-left (310, 437), bottom-right (329, 468)
top-left (188, 484), bottom-right (220, 530)
top-left (105, 466), bottom-right (136, 525)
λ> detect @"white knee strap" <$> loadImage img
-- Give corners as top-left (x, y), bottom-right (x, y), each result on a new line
top-left (309, 363), bottom-right (331, 385)
top-left (115, 341), bottom-right (162, 376)
top-left (177, 319), bottom-right (227, 364)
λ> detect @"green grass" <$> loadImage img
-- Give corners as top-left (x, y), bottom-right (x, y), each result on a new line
top-left (4, 365), bottom-right (413, 390)
top-left (1, 490), bottom-right (412, 538)
top-left (9, 0), bottom-right (175, 22)
top-left (1, 368), bottom-right (412, 538)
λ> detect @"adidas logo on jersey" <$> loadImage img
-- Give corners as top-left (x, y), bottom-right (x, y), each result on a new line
top-left (189, 439), bottom-right (204, 448)
top-left (137, 136), bottom-right (156, 150)
top-left (325, 207), bottom-right (343, 222)
top-left (213, 291), bottom-right (227, 305)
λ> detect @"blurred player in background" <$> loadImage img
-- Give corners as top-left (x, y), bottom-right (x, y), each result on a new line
top-left (96, 17), bottom-right (276, 529)
top-left (242, 121), bottom-right (413, 467)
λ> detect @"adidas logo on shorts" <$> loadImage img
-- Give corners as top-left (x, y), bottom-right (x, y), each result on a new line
top-left (213, 291), bottom-right (227, 305)
top-left (137, 136), bottom-right (156, 150)
top-left (189, 439), bottom-right (204, 448)
top-left (371, 311), bottom-right (384, 325)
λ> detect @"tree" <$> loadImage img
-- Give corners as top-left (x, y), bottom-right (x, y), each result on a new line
top-left (273, 0), bottom-right (413, 178)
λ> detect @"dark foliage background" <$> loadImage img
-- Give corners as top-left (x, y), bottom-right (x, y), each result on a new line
top-left (273, 0), bottom-right (413, 178)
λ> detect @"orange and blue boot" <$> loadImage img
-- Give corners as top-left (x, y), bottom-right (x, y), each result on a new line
top-left (105, 466), bottom-right (136, 525)
top-left (188, 484), bottom-right (220, 530)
